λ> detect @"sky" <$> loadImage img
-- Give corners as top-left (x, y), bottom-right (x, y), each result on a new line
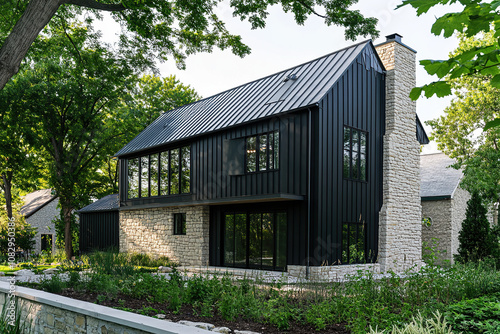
top-left (98, 0), bottom-right (463, 154)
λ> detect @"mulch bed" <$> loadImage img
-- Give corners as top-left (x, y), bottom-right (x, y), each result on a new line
top-left (59, 288), bottom-right (349, 334)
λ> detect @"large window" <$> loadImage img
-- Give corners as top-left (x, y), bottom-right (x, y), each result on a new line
top-left (224, 211), bottom-right (287, 271)
top-left (246, 130), bottom-right (279, 173)
top-left (343, 126), bottom-right (367, 181)
top-left (127, 145), bottom-right (191, 199)
top-left (342, 222), bottom-right (366, 264)
top-left (128, 158), bottom-right (139, 199)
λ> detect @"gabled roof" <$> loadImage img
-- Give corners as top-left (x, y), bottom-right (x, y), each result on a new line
top-left (20, 189), bottom-right (57, 218)
top-left (78, 194), bottom-right (119, 213)
top-left (420, 153), bottom-right (463, 200)
top-left (116, 40), bottom-right (382, 157)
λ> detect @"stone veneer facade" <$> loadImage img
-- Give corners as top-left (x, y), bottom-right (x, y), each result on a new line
top-left (421, 187), bottom-right (470, 264)
top-left (375, 37), bottom-right (423, 272)
top-left (120, 205), bottom-right (210, 266)
top-left (25, 198), bottom-right (58, 254)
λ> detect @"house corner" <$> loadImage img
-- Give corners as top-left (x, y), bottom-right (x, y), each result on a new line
top-left (375, 34), bottom-right (423, 273)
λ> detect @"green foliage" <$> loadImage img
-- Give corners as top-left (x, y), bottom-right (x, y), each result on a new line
top-left (399, 0), bottom-right (500, 100)
top-left (426, 33), bottom-right (500, 203)
top-left (0, 297), bottom-right (32, 334)
top-left (0, 211), bottom-right (36, 257)
top-left (369, 311), bottom-right (455, 334)
top-left (446, 294), bottom-right (500, 333)
top-left (39, 273), bottom-right (65, 293)
top-left (455, 192), bottom-right (497, 263)
top-left (88, 251), bottom-right (136, 277)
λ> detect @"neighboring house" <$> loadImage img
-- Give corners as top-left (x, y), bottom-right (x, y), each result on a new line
top-left (20, 189), bottom-right (58, 254)
top-left (115, 34), bottom-right (429, 280)
top-left (78, 194), bottom-right (119, 253)
top-left (421, 153), bottom-right (498, 264)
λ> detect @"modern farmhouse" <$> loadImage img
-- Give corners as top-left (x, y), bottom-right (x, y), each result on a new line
top-left (115, 34), bottom-right (429, 279)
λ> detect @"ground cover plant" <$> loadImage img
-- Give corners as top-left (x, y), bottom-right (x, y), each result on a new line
top-left (17, 250), bottom-right (500, 334)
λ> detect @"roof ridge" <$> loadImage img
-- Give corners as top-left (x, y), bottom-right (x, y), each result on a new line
top-left (159, 40), bottom-right (373, 117)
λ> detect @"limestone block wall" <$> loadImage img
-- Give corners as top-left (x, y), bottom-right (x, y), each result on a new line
top-left (451, 187), bottom-right (470, 259)
top-left (375, 38), bottom-right (422, 272)
top-left (288, 264), bottom-right (380, 281)
top-left (120, 205), bottom-right (210, 266)
top-left (421, 199), bottom-right (453, 263)
top-left (25, 198), bottom-right (58, 254)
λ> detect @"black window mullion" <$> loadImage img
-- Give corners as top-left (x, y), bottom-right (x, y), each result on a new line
top-left (168, 150), bottom-right (171, 195)
top-left (148, 155), bottom-right (151, 197)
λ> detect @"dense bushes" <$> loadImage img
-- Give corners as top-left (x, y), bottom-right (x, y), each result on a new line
top-left (455, 192), bottom-right (498, 264)
top-left (27, 256), bottom-right (500, 333)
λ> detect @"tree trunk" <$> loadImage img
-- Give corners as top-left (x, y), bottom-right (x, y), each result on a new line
top-left (62, 203), bottom-right (73, 259)
top-left (2, 172), bottom-right (13, 219)
top-left (0, 0), bottom-right (62, 90)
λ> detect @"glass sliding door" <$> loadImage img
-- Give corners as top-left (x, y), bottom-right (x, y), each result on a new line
top-left (223, 211), bottom-right (287, 271)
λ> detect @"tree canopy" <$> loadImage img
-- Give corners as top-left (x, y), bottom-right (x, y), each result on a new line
top-left (400, 0), bottom-right (500, 108)
top-left (426, 34), bottom-right (500, 203)
top-left (0, 0), bottom-right (379, 90)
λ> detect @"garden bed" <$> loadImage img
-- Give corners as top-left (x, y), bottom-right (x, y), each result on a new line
top-left (58, 288), bottom-right (349, 334)
top-left (15, 252), bottom-right (500, 334)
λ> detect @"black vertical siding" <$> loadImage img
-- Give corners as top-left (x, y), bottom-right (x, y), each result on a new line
top-left (79, 211), bottom-right (119, 253)
top-left (312, 52), bottom-right (385, 266)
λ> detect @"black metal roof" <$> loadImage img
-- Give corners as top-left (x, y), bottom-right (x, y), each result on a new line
top-left (416, 116), bottom-right (430, 145)
top-left (116, 40), bottom-right (380, 157)
top-left (78, 194), bottom-right (119, 213)
top-left (420, 153), bottom-right (463, 200)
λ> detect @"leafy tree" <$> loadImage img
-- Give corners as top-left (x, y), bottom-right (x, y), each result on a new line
top-left (0, 190), bottom-right (37, 257)
top-left (1, 18), bottom-right (141, 259)
top-left (427, 34), bottom-right (500, 203)
top-left (455, 192), bottom-right (497, 263)
top-left (400, 0), bottom-right (500, 117)
top-left (0, 0), bottom-right (379, 90)
top-left (95, 74), bottom-right (200, 194)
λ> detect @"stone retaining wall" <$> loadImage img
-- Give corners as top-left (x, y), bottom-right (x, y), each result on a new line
top-left (120, 206), bottom-right (210, 266)
top-left (0, 281), bottom-right (210, 334)
top-left (288, 264), bottom-right (381, 281)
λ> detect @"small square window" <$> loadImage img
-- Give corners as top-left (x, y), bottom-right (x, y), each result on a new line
top-left (173, 213), bottom-right (186, 235)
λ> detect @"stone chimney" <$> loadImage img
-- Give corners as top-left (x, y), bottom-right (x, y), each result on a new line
top-left (375, 34), bottom-right (422, 272)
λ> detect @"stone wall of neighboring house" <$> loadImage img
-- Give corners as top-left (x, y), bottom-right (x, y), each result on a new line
top-left (421, 199), bottom-right (453, 264)
top-left (120, 205), bottom-right (210, 266)
top-left (451, 187), bottom-right (471, 259)
top-left (25, 198), bottom-right (58, 254)
top-left (421, 187), bottom-right (471, 265)
top-left (375, 39), bottom-right (422, 273)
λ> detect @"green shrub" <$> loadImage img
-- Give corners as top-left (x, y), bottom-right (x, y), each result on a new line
top-left (39, 273), bottom-right (65, 293)
top-left (0, 297), bottom-right (32, 334)
top-left (446, 294), bottom-right (500, 333)
top-left (369, 311), bottom-right (455, 334)
top-left (455, 192), bottom-right (497, 264)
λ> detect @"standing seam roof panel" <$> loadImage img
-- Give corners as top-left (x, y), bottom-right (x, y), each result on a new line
top-left (115, 40), bottom-right (374, 157)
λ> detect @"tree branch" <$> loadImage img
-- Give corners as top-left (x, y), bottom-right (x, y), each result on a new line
top-left (295, 0), bottom-right (328, 20)
top-left (61, 0), bottom-right (126, 12)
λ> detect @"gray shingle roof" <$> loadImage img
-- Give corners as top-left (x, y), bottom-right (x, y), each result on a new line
top-left (116, 40), bottom-right (381, 157)
top-left (20, 189), bottom-right (57, 218)
top-left (420, 153), bottom-right (463, 199)
top-left (78, 194), bottom-right (119, 213)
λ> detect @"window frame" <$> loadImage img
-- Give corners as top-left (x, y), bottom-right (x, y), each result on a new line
top-left (343, 125), bottom-right (368, 182)
top-left (173, 213), bottom-right (187, 235)
top-left (245, 130), bottom-right (279, 174)
top-left (126, 144), bottom-right (191, 200)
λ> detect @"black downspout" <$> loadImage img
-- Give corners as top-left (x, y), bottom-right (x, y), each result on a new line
top-left (306, 107), bottom-right (313, 279)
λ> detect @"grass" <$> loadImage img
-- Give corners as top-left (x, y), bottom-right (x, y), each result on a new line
top-left (0, 264), bottom-right (58, 275)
